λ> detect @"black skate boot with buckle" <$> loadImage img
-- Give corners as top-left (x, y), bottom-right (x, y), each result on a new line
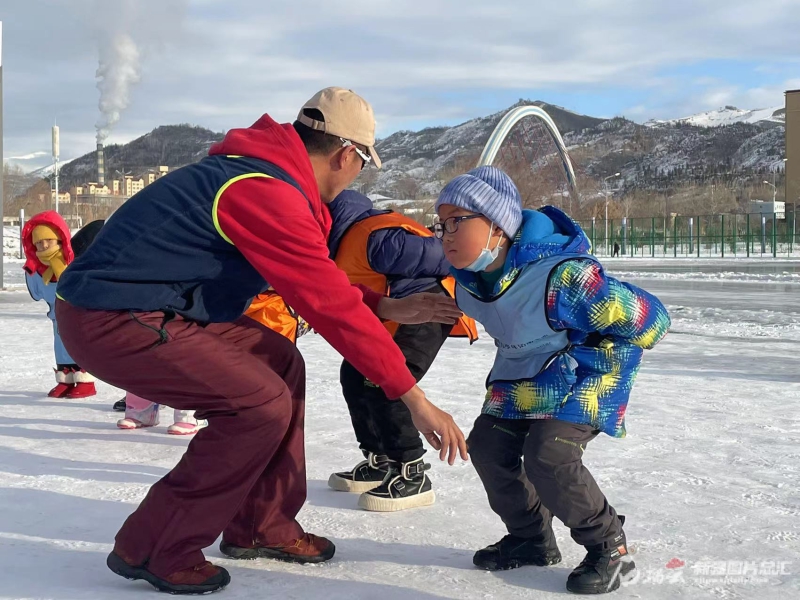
top-left (328, 451), bottom-right (391, 493)
top-left (357, 457), bottom-right (435, 512)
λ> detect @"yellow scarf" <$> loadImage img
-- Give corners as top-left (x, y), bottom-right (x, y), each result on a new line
top-left (36, 245), bottom-right (67, 285)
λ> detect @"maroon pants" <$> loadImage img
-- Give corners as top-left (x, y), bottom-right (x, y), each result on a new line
top-left (56, 300), bottom-right (306, 577)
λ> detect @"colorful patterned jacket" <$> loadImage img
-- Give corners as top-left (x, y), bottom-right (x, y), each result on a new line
top-left (452, 206), bottom-right (670, 437)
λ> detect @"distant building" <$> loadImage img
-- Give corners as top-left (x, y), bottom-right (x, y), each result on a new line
top-left (787, 90), bottom-right (800, 206)
top-left (125, 177), bottom-right (145, 197)
top-left (70, 165), bottom-right (170, 206)
top-left (50, 191), bottom-right (71, 205)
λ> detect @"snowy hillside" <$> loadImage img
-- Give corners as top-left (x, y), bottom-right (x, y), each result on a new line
top-left (563, 117), bottom-right (787, 187)
top-left (366, 105), bottom-right (787, 199)
top-left (8, 100), bottom-right (789, 206)
top-left (27, 162), bottom-right (67, 178)
top-left (646, 106), bottom-right (785, 129)
top-left (367, 100), bottom-right (603, 198)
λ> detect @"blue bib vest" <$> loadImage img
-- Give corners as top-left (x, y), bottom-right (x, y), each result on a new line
top-left (57, 155), bottom-right (308, 323)
top-left (455, 253), bottom-right (588, 384)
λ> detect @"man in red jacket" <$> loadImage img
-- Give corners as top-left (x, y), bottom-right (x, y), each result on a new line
top-left (56, 87), bottom-right (467, 595)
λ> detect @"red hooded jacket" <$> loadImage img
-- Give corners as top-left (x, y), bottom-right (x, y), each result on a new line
top-left (22, 211), bottom-right (73, 278)
top-left (207, 116), bottom-right (417, 398)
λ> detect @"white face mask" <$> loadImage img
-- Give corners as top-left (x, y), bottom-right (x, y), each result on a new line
top-left (464, 224), bottom-right (504, 272)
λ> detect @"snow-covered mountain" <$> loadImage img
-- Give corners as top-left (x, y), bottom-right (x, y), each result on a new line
top-left (26, 163), bottom-right (60, 178)
top-left (646, 105), bottom-right (785, 128)
top-left (10, 101), bottom-right (787, 205)
top-left (363, 102), bottom-right (786, 199)
top-left (3, 151), bottom-right (52, 174)
top-left (359, 100), bottom-right (604, 198)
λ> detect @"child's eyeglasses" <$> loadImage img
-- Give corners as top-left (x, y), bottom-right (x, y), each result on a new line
top-left (340, 138), bottom-right (372, 170)
top-left (433, 214), bottom-right (483, 239)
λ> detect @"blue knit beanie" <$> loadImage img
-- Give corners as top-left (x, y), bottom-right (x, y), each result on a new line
top-left (435, 166), bottom-right (523, 238)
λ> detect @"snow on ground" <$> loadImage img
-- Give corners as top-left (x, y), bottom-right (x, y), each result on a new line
top-left (2, 258), bottom-right (27, 293)
top-left (1, 258), bottom-right (799, 599)
top-left (3, 227), bottom-right (23, 259)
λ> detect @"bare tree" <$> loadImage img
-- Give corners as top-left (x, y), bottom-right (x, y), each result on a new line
top-left (3, 164), bottom-right (39, 215)
top-left (354, 167), bottom-right (378, 195)
top-left (394, 176), bottom-right (421, 201)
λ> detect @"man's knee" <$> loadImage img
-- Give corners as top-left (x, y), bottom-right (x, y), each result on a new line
top-left (244, 386), bottom-right (294, 432)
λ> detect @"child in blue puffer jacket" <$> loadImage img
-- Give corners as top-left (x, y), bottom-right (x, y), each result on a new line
top-left (434, 166), bottom-right (670, 595)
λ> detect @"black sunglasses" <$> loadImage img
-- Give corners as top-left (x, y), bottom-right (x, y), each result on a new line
top-left (433, 214), bottom-right (484, 239)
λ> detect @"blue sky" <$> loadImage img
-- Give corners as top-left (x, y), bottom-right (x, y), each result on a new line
top-left (2, 0), bottom-right (799, 171)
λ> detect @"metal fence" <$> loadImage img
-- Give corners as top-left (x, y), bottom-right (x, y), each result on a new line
top-left (579, 210), bottom-right (799, 258)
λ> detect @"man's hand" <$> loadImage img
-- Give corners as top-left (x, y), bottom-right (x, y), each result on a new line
top-left (378, 293), bottom-right (463, 325)
top-left (400, 385), bottom-right (468, 465)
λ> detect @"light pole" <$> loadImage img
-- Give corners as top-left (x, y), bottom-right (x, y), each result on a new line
top-left (763, 180), bottom-right (777, 203)
top-left (604, 172), bottom-right (621, 253)
top-left (52, 124), bottom-right (60, 213)
top-left (115, 169), bottom-right (132, 196)
top-left (781, 158), bottom-right (794, 252)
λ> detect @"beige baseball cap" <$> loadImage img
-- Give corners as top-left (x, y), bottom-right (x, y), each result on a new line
top-left (297, 87), bottom-right (382, 168)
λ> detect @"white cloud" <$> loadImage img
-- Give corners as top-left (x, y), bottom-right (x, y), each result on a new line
top-left (1, 0), bottom-right (799, 161)
top-left (692, 78), bottom-right (800, 115)
top-left (6, 151), bottom-right (49, 161)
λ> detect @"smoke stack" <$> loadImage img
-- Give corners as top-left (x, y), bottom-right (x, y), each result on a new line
top-left (97, 142), bottom-right (105, 186)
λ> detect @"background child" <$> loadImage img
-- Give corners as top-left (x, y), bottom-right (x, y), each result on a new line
top-left (115, 289), bottom-right (312, 435)
top-left (434, 166), bottom-right (670, 594)
top-left (22, 211), bottom-right (96, 398)
top-left (116, 289), bottom-right (312, 436)
top-left (116, 393), bottom-right (205, 435)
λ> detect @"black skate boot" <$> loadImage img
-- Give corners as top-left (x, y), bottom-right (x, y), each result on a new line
top-left (473, 531), bottom-right (562, 571)
top-left (566, 518), bottom-right (635, 594)
top-left (358, 457), bottom-right (434, 511)
top-left (328, 451), bottom-right (390, 493)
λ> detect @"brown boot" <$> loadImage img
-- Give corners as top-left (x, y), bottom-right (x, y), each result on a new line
top-left (220, 533), bottom-right (335, 564)
top-left (107, 549), bottom-right (230, 595)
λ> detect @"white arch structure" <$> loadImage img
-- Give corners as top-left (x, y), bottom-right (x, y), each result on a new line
top-left (476, 105), bottom-right (578, 191)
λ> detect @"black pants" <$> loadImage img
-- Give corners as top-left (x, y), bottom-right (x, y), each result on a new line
top-left (467, 415), bottom-right (622, 547)
top-left (340, 320), bottom-right (452, 463)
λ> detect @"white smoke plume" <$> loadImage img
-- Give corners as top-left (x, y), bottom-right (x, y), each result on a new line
top-left (91, 0), bottom-right (186, 144)
top-left (96, 33), bottom-right (141, 144)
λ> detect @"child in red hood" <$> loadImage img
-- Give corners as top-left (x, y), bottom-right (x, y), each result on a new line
top-left (22, 211), bottom-right (97, 398)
